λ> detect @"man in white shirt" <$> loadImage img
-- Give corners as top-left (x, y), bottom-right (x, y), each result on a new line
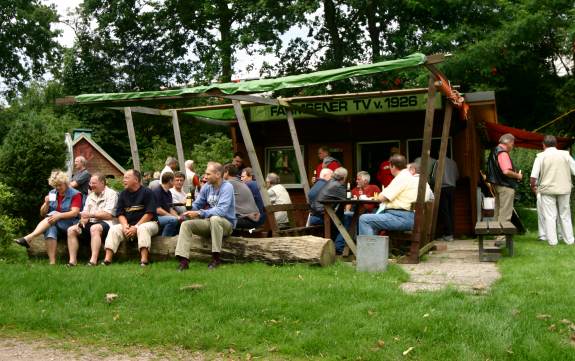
top-left (170, 171), bottom-right (187, 215)
top-left (67, 173), bottom-right (118, 266)
top-left (530, 135), bottom-right (575, 246)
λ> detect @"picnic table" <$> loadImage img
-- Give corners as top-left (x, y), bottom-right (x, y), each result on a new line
top-left (321, 199), bottom-right (381, 256)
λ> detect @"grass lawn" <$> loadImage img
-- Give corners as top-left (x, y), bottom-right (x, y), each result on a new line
top-left (1, 228), bottom-right (575, 360)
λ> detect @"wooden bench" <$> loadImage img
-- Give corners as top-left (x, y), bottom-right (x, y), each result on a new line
top-left (474, 220), bottom-right (517, 262)
top-left (386, 201), bottom-right (434, 263)
top-left (265, 204), bottom-right (324, 237)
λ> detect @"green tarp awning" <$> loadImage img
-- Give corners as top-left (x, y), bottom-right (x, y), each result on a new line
top-left (74, 53), bottom-right (426, 104)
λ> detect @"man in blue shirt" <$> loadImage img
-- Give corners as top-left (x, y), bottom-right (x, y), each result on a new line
top-left (175, 162), bottom-right (236, 270)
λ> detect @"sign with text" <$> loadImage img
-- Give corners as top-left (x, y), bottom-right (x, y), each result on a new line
top-left (250, 93), bottom-right (442, 122)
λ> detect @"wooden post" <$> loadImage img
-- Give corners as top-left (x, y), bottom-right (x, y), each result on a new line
top-left (171, 110), bottom-right (186, 173)
top-left (409, 75), bottom-right (437, 263)
top-left (286, 109), bottom-right (311, 201)
top-left (430, 102), bottom-right (453, 240)
top-left (231, 100), bottom-right (271, 206)
top-left (124, 107), bottom-right (141, 171)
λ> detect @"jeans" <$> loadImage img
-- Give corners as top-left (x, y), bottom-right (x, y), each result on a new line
top-left (309, 215), bottom-right (324, 226)
top-left (334, 211), bottom-right (353, 254)
top-left (158, 215), bottom-right (179, 236)
top-left (358, 210), bottom-right (414, 235)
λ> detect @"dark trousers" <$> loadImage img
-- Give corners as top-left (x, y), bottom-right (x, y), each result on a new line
top-left (438, 186), bottom-right (455, 236)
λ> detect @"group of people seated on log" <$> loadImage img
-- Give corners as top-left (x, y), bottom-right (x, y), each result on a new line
top-left (14, 152), bottom-right (293, 270)
top-left (309, 146), bottom-right (436, 255)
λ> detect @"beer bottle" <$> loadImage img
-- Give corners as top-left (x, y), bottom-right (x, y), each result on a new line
top-left (185, 192), bottom-right (193, 210)
top-left (346, 182), bottom-right (351, 199)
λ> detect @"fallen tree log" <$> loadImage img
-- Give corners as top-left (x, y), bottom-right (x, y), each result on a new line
top-left (28, 234), bottom-right (336, 267)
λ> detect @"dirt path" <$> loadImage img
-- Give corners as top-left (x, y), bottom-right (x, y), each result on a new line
top-left (399, 239), bottom-right (501, 293)
top-left (0, 337), bottom-right (206, 361)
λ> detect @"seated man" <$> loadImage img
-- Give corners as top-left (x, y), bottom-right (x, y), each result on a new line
top-left (102, 170), bottom-right (159, 267)
top-left (170, 171), bottom-right (188, 215)
top-left (67, 173), bottom-right (118, 266)
top-left (176, 162), bottom-right (236, 270)
top-left (240, 167), bottom-right (266, 227)
top-left (359, 155), bottom-right (432, 235)
top-left (309, 168), bottom-right (333, 206)
top-left (153, 172), bottom-right (180, 236)
top-left (309, 167), bottom-right (348, 226)
top-left (266, 172), bottom-right (292, 228)
top-left (224, 163), bottom-right (261, 229)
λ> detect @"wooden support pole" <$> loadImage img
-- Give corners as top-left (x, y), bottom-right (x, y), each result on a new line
top-left (232, 100), bottom-right (271, 206)
top-left (430, 102), bottom-right (453, 240)
top-left (124, 107), bottom-right (141, 172)
top-left (409, 75), bottom-right (437, 263)
top-left (286, 109), bottom-right (310, 201)
top-left (171, 110), bottom-right (186, 173)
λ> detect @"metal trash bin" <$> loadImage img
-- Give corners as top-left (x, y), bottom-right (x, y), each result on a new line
top-left (356, 235), bottom-right (389, 272)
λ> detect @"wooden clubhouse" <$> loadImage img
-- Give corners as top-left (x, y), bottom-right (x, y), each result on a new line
top-left (58, 53), bottom-right (497, 263)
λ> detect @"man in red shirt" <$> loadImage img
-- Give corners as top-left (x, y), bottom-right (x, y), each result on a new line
top-left (376, 146), bottom-right (400, 188)
top-left (348, 171), bottom-right (381, 213)
top-left (313, 145), bottom-right (341, 183)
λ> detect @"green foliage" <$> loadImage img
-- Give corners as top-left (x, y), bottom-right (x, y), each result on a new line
top-left (190, 132), bottom-right (233, 174)
top-left (140, 136), bottom-right (178, 173)
top-left (509, 147), bottom-right (538, 207)
top-left (0, 0), bottom-right (61, 100)
top-left (105, 177), bottom-right (124, 192)
top-left (0, 113), bottom-right (66, 227)
top-left (0, 183), bottom-right (25, 252)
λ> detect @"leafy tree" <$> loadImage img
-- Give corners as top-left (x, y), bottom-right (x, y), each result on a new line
top-left (0, 0), bottom-right (61, 99)
top-left (190, 132), bottom-right (233, 175)
top-left (0, 183), bottom-right (25, 252)
top-left (0, 113), bottom-right (66, 228)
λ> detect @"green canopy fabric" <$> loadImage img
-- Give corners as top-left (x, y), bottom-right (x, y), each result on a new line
top-left (74, 53), bottom-right (426, 104)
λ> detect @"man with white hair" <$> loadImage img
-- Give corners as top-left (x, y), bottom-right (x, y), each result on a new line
top-left (160, 156), bottom-right (178, 181)
top-left (309, 167), bottom-right (348, 226)
top-left (266, 172), bottom-right (292, 227)
top-left (70, 155), bottom-right (91, 199)
top-left (530, 135), bottom-right (575, 246)
top-left (309, 168), bottom-right (333, 207)
top-left (184, 159), bottom-right (200, 194)
top-left (486, 133), bottom-right (522, 226)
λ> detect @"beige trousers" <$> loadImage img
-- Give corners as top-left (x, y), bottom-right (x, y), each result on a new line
top-left (175, 216), bottom-right (232, 258)
top-left (494, 185), bottom-right (514, 223)
top-left (104, 222), bottom-right (159, 253)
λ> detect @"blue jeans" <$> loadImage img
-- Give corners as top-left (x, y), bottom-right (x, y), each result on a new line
top-left (157, 216), bottom-right (179, 236)
top-left (309, 215), bottom-right (323, 226)
top-left (334, 211), bottom-right (354, 254)
top-left (358, 210), bottom-right (414, 235)
top-left (44, 221), bottom-right (75, 240)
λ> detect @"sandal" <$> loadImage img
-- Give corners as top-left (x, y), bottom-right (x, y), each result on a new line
top-left (101, 260), bottom-right (112, 266)
top-left (66, 262), bottom-right (77, 268)
top-left (14, 238), bottom-right (30, 249)
top-left (140, 261), bottom-right (149, 267)
top-left (86, 261), bottom-right (98, 267)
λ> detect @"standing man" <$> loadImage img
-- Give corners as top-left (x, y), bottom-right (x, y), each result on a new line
top-left (432, 157), bottom-right (459, 242)
top-left (486, 133), bottom-right (522, 228)
top-left (102, 170), bottom-right (158, 267)
top-left (70, 155), bottom-right (91, 199)
top-left (152, 172), bottom-right (180, 236)
top-left (313, 146), bottom-right (341, 183)
top-left (67, 173), bottom-right (118, 266)
top-left (530, 135), bottom-right (575, 246)
top-left (160, 156), bottom-right (178, 181)
top-left (232, 151), bottom-right (246, 179)
top-left (376, 147), bottom-right (400, 188)
top-left (175, 162), bottom-right (236, 270)
top-left (183, 160), bottom-right (200, 194)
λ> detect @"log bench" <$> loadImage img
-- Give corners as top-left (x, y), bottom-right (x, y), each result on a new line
top-left (27, 233), bottom-right (336, 267)
top-left (474, 220), bottom-right (517, 262)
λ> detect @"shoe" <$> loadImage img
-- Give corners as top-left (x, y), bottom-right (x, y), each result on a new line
top-left (140, 261), bottom-right (149, 267)
top-left (208, 259), bottom-right (221, 270)
top-left (14, 238), bottom-right (30, 249)
top-left (66, 262), bottom-right (77, 268)
top-left (101, 260), bottom-right (112, 266)
top-left (177, 259), bottom-right (189, 271)
top-left (86, 261), bottom-right (97, 267)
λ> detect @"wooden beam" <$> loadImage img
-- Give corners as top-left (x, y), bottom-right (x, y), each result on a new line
top-left (124, 107), bottom-right (141, 172)
top-left (220, 94), bottom-right (279, 106)
top-left (286, 109), bottom-right (310, 201)
top-left (55, 96), bottom-right (76, 106)
top-left (231, 100), bottom-right (271, 206)
top-left (109, 106), bottom-right (168, 116)
top-left (430, 102), bottom-right (453, 240)
top-left (409, 74), bottom-right (437, 263)
top-left (425, 53), bottom-right (447, 65)
top-left (171, 110), bottom-right (186, 174)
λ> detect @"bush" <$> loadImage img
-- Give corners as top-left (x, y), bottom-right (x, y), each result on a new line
top-left (190, 132), bottom-right (233, 174)
top-left (0, 113), bottom-right (66, 228)
top-left (0, 183), bottom-right (25, 252)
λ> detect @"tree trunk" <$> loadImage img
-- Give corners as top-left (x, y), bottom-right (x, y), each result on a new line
top-left (27, 234), bottom-right (336, 267)
top-left (218, 0), bottom-right (233, 83)
top-left (323, 0), bottom-right (343, 69)
top-left (366, 0), bottom-right (381, 63)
